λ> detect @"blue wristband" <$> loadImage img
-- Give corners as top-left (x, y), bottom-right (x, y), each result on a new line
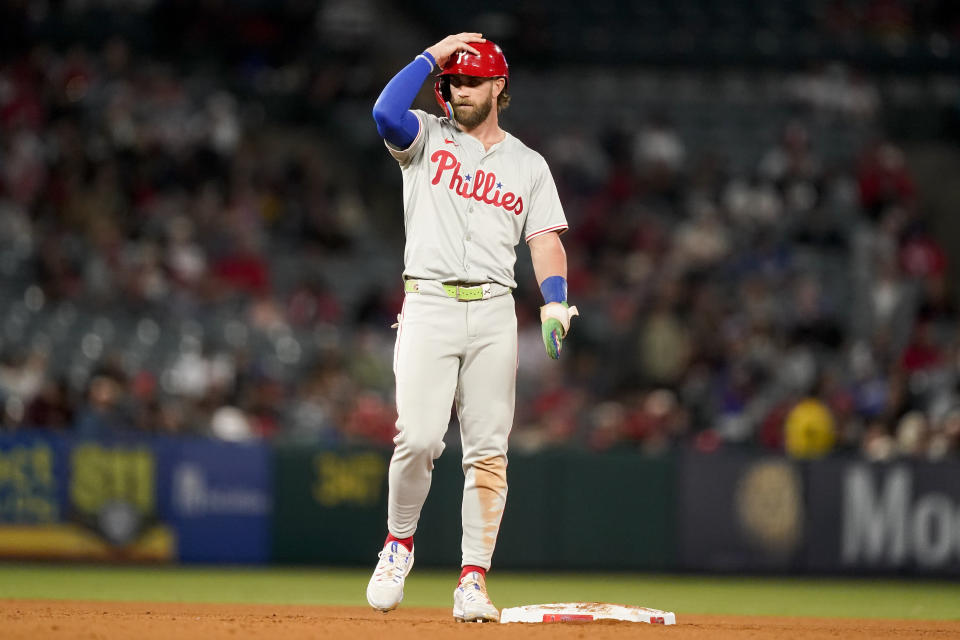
top-left (540, 276), bottom-right (567, 304)
top-left (420, 50), bottom-right (436, 68)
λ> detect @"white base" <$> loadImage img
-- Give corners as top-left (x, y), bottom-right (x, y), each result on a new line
top-left (499, 602), bottom-right (676, 625)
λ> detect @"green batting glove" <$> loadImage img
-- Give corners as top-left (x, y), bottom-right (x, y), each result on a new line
top-left (542, 316), bottom-right (566, 360)
top-left (540, 301), bottom-right (578, 360)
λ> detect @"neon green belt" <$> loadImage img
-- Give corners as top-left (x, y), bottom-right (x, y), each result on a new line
top-left (404, 279), bottom-right (487, 301)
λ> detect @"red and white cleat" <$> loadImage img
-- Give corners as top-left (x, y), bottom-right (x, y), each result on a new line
top-left (453, 571), bottom-right (500, 623)
top-left (366, 541), bottom-right (414, 612)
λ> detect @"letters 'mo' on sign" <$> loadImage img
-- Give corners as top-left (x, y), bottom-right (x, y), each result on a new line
top-left (841, 465), bottom-right (960, 569)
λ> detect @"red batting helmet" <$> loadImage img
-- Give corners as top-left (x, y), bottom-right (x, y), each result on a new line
top-left (434, 40), bottom-right (509, 119)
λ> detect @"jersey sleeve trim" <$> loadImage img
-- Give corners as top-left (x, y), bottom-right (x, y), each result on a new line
top-left (525, 224), bottom-right (568, 242)
top-left (416, 52), bottom-right (436, 70)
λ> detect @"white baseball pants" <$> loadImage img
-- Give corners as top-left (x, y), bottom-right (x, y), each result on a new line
top-left (387, 282), bottom-right (517, 569)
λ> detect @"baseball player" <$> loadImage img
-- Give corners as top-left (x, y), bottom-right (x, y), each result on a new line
top-left (366, 33), bottom-right (577, 623)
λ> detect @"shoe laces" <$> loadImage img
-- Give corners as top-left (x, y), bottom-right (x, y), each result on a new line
top-left (373, 543), bottom-right (410, 583)
top-left (458, 572), bottom-right (492, 603)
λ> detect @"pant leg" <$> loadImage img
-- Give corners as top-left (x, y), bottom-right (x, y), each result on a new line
top-left (388, 293), bottom-right (464, 538)
top-left (456, 293), bottom-right (517, 568)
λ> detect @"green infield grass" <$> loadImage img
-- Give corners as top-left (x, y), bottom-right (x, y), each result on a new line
top-left (0, 564), bottom-right (958, 620)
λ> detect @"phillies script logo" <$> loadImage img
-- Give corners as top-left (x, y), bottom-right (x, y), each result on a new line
top-left (430, 149), bottom-right (523, 215)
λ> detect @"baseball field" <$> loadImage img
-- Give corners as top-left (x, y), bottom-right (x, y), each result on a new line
top-left (1, 564), bottom-right (959, 639)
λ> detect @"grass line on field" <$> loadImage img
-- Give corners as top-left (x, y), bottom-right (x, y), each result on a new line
top-left (0, 564), bottom-right (958, 620)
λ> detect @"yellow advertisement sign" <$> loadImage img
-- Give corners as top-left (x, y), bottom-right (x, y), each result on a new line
top-left (0, 437), bottom-right (174, 561)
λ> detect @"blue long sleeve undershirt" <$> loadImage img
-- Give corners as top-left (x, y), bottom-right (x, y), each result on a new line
top-left (372, 52), bottom-right (435, 149)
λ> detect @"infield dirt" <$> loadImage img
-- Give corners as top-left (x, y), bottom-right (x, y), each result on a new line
top-left (2, 600), bottom-right (958, 639)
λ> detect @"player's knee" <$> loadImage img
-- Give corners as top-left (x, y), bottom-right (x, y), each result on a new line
top-left (395, 428), bottom-right (446, 460)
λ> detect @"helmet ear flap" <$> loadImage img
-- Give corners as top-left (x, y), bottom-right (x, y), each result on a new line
top-left (433, 76), bottom-right (454, 119)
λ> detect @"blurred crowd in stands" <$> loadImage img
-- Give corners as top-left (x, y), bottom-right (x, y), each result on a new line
top-left (1, 1), bottom-right (960, 461)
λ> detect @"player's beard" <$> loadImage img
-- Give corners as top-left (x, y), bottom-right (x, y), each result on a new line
top-left (452, 93), bottom-right (493, 129)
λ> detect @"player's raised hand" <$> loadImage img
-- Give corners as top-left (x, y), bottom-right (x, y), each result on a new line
top-left (540, 302), bottom-right (578, 360)
top-left (426, 33), bottom-right (486, 68)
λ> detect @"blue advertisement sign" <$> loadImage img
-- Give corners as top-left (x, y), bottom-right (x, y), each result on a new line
top-left (166, 439), bottom-right (272, 563)
top-left (0, 432), bottom-right (69, 524)
top-left (0, 432), bottom-right (271, 564)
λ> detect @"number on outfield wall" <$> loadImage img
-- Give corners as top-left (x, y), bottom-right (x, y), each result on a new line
top-left (70, 445), bottom-right (155, 516)
top-left (0, 444), bottom-right (56, 523)
top-left (312, 453), bottom-right (386, 508)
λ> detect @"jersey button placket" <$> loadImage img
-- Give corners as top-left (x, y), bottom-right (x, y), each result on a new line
top-left (465, 200), bottom-right (473, 272)
top-left (465, 151), bottom-right (482, 275)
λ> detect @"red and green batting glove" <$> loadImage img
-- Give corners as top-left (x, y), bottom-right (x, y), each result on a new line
top-left (539, 276), bottom-right (579, 360)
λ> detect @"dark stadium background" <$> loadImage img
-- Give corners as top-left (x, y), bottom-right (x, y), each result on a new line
top-left (0, 0), bottom-right (959, 575)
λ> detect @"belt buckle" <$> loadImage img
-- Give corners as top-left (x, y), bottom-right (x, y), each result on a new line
top-left (454, 283), bottom-right (490, 301)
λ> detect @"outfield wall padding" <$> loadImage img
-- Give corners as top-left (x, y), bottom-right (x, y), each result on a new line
top-left (677, 451), bottom-right (960, 575)
top-left (0, 432), bottom-right (272, 564)
top-left (270, 445), bottom-right (677, 569)
top-left (3, 430), bottom-right (959, 575)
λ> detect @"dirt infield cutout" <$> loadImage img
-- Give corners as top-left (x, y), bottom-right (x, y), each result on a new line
top-left (2, 600), bottom-right (958, 639)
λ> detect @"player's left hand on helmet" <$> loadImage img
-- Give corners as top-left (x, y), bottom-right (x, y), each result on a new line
top-left (540, 301), bottom-right (578, 360)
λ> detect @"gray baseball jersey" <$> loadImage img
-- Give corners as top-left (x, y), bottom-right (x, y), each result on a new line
top-left (387, 109), bottom-right (568, 288)
top-left (381, 110), bottom-right (567, 571)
